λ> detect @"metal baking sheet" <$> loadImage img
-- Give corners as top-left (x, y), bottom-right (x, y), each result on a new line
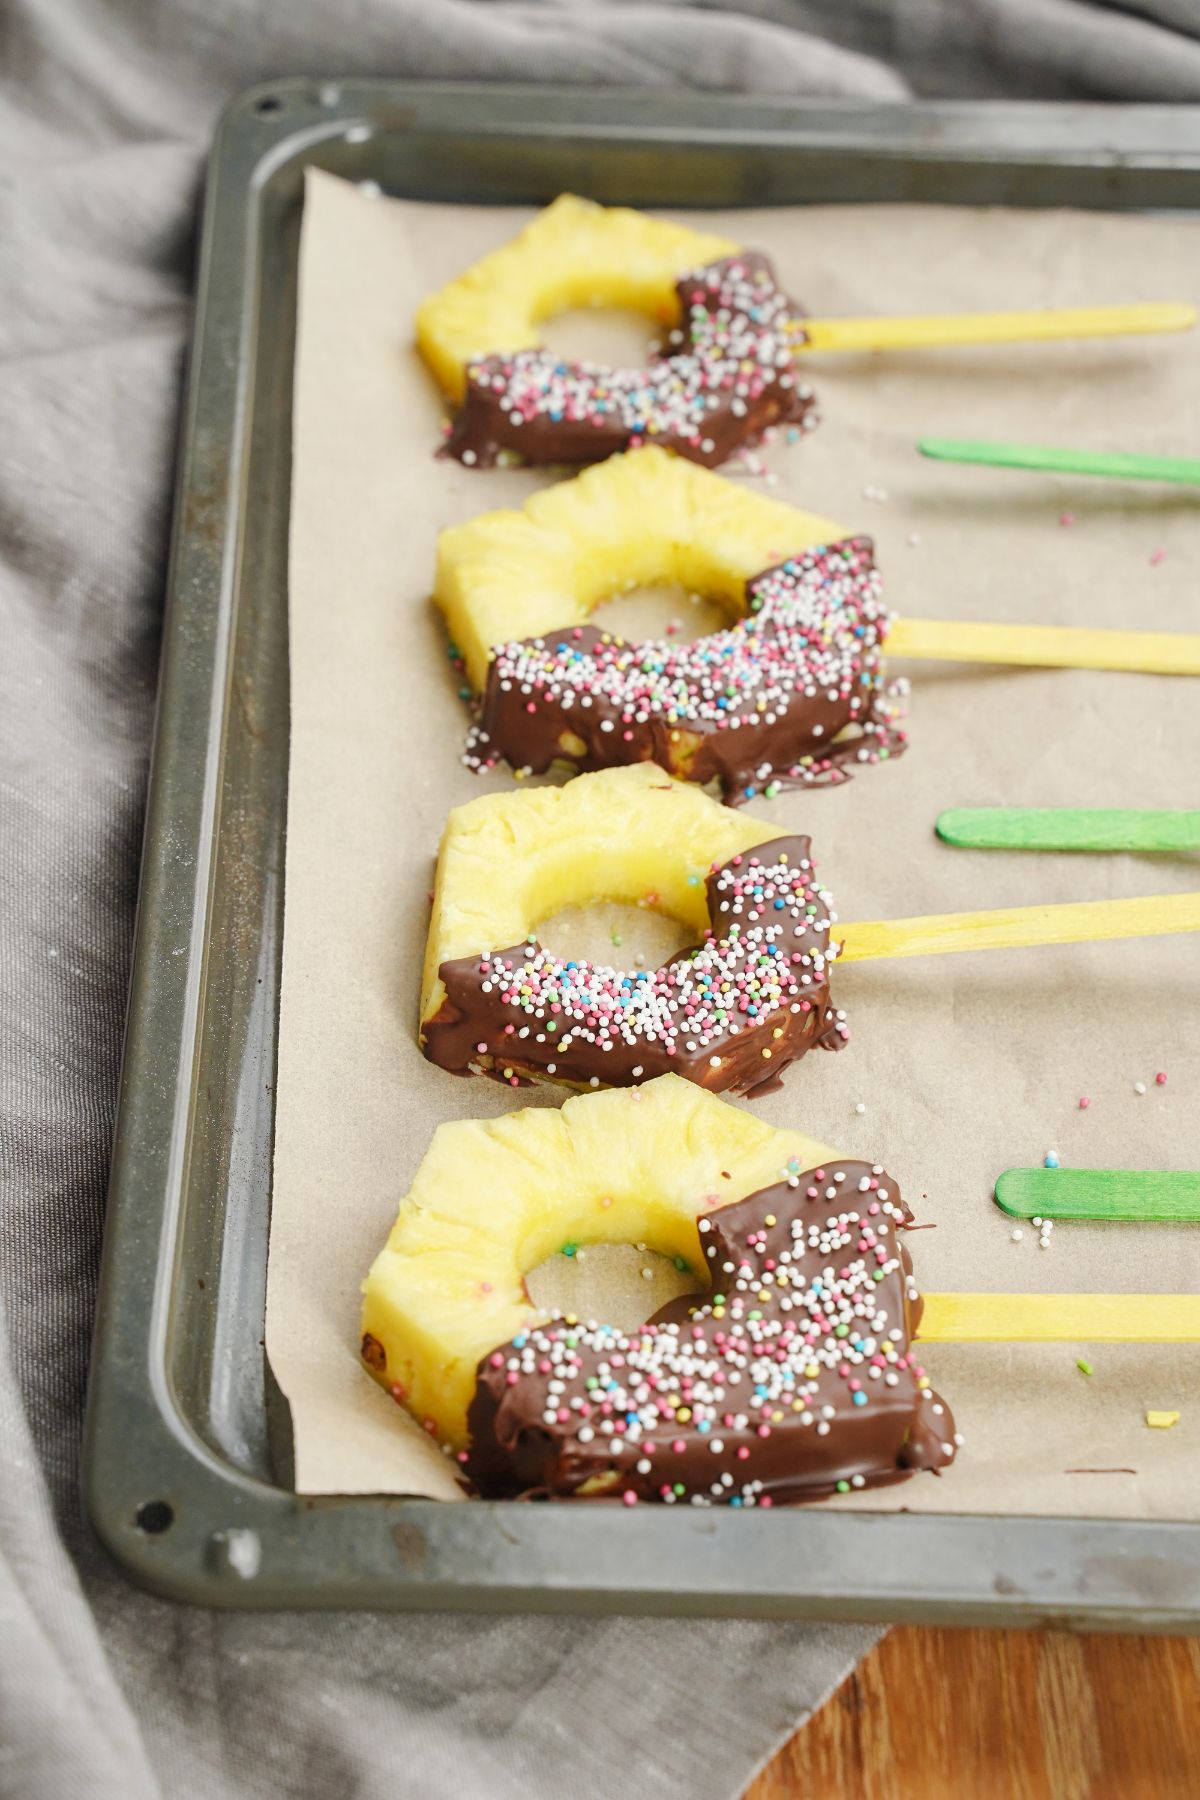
top-left (84, 79), bottom-right (1200, 1620)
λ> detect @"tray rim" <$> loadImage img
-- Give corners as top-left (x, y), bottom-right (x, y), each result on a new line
top-left (84, 77), bottom-right (1200, 1619)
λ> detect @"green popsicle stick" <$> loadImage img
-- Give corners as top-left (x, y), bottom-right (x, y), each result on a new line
top-left (995, 1168), bottom-right (1200, 1223)
top-left (918, 437), bottom-right (1200, 485)
top-left (937, 808), bottom-right (1200, 854)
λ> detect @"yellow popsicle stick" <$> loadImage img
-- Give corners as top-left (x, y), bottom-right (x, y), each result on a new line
top-left (838, 889), bottom-right (1200, 964)
top-left (920, 1292), bottom-right (1200, 1343)
top-left (886, 617), bottom-right (1200, 677)
top-left (792, 301), bottom-right (1197, 355)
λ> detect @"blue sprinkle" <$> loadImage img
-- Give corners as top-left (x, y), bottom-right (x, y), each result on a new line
top-left (1044, 1151), bottom-right (1060, 1169)
top-left (852, 1392), bottom-right (868, 1407)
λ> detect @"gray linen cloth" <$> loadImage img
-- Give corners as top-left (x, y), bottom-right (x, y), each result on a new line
top-left (2, 4), bottom-right (1198, 1796)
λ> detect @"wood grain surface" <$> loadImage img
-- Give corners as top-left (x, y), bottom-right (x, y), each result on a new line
top-left (749, 1628), bottom-right (1200, 1800)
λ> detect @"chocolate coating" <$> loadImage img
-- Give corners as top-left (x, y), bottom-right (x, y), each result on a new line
top-left (463, 1164), bottom-right (958, 1504)
top-left (443, 253), bottom-right (818, 471)
top-left (422, 836), bottom-right (846, 1095)
top-left (466, 538), bottom-right (903, 804)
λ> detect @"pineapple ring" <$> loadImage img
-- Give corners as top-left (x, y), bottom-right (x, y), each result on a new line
top-left (438, 448), bottom-right (900, 802)
top-left (416, 194), bottom-right (817, 469)
top-left (420, 763), bottom-right (847, 1096)
top-left (360, 1074), bottom-right (835, 1447)
top-left (359, 1077), bottom-right (958, 1503)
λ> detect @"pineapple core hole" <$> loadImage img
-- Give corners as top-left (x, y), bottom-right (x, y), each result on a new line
top-left (538, 304), bottom-right (658, 369)
top-left (524, 1243), bottom-right (706, 1335)
top-left (536, 899), bottom-right (694, 969)
top-left (590, 580), bottom-right (728, 646)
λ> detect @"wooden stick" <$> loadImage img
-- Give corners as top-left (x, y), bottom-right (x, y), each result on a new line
top-left (838, 889), bottom-right (1200, 964)
top-left (918, 436), bottom-right (1200, 486)
top-left (936, 807), bottom-right (1200, 854)
top-left (995, 1168), bottom-right (1200, 1224)
top-left (886, 616), bottom-right (1200, 676)
top-left (919, 1292), bottom-right (1200, 1343)
top-left (791, 301), bottom-right (1197, 355)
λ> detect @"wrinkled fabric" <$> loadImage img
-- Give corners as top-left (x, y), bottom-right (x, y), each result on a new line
top-left (2, 3), bottom-right (1199, 1796)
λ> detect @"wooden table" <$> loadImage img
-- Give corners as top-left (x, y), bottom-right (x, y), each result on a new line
top-left (749, 1628), bottom-right (1200, 1799)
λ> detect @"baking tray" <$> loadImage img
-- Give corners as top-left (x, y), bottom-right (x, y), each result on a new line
top-left (84, 79), bottom-right (1200, 1620)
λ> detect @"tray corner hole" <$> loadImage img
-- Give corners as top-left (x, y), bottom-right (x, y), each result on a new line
top-left (134, 1499), bottom-right (175, 1535)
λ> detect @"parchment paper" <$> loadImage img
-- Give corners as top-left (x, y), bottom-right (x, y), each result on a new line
top-left (270, 169), bottom-right (1200, 1514)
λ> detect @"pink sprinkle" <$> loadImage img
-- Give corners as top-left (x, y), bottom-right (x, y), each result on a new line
top-left (1150, 547), bottom-right (1166, 566)
top-left (622, 1490), bottom-right (638, 1507)
top-left (672, 1439), bottom-right (687, 1454)
top-left (1059, 511), bottom-right (1077, 528)
top-left (1156, 1071), bottom-right (1167, 1085)
top-left (1078, 1096), bottom-right (1091, 1110)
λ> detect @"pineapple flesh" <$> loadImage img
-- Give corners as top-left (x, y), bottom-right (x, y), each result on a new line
top-left (437, 445), bottom-right (847, 692)
top-left (359, 1074), bottom-right (834, 1447)
top-left (419, 762), bottom-right (780, 1032)
top-left (417, 195), bottom-right (738, 405)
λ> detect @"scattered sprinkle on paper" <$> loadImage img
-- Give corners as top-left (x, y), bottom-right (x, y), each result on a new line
top-left (1149, 547), bottom-right (1166, 566)
top-left (1044, 1151), bottom-right (1060, 1168)
top-left (1058, 511), bottom-right (1077, 528)
top-left (1146, 1411), bottom-right (1180, 1430)
top-left (1076, 1359), bottom-right (1093, 1376)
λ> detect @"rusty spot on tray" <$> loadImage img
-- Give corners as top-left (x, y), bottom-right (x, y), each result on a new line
top-left (392, 1522), bottom-right (428, 1571)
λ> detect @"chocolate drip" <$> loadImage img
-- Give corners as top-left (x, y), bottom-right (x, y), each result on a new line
top-left (422, 836), bottom-right (846, 1094)
top-left (463, 1165), bottom-right (958, 1504)
top-left (469, 539), bottom-right (904, 805)
top-left (443, 253), bottom-right (818, 471)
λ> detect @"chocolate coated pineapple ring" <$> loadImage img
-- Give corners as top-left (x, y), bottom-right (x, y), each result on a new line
top-left (436, 449), bottom-right (901, 802)
top-left (416, 195), bottom-right (817, 469)
top-left (359, 1077), bottom-right (958, 1505)
top-left (420, 765), bottom-right (847, 1096)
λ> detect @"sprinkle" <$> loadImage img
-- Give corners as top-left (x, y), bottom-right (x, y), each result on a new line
top-left (1059, 511), bottom-right (1077, 528)
top-left (1134, 1081), bottom-right (1146, 1095)
top-left (1077, 1359), bottom-right (1093, 1376)
top-left (1146, 1410), bottom-right (1180, 1429)
top-left (1156, 1071), bottom-right (1167, 1085)
top-left (1011, 1228), bottom-right (1024, 1242)
top-left (1149, 547), bottom-right (1166, 566)
top-left (854, 1101), bottom-right (866, 1115)
top-left (1043, 1151), bottom-right (1060, 1169)
top-left (1078, 1096), bottom-right (1091, 1110)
